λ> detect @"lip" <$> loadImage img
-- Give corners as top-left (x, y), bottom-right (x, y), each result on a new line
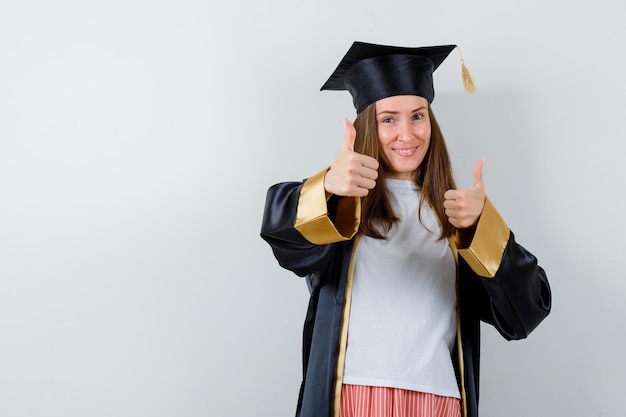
top-left (392, 146), bottom-right (418, 157)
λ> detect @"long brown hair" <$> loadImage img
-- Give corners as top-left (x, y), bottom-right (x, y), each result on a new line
top-left (353, 102), bottom-right (457, 240)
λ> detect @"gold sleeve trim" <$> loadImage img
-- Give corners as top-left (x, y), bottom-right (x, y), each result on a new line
top-left (456, 197), bottom-right (510, 278)
top-left (294, 168), bottom-right (361, 245)
top-left (332, 235), bottom-right (361, 417)
top-left (447, 237), bottom-right (468, 417)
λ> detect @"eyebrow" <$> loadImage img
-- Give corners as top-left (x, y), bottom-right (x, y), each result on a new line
top-left (376, 106), bottom-right (428, 116)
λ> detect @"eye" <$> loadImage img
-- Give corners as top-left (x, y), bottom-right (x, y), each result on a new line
top-left (381, 116), bottom-right (394, 123)
top-left (412, 113), bottom-right (423, 120)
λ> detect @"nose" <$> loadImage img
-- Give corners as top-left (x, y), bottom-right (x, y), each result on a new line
top-left (397, 121), bottom-right (412, 142)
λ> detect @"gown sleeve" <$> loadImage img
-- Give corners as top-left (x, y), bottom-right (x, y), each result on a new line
top-left (260, 168), bottom-right (361, 277)
top-left (456, 198), bottom-right (551, 340)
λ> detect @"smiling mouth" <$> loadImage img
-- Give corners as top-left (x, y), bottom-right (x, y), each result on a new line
top-left (393, 147), bottom-right (417, 156)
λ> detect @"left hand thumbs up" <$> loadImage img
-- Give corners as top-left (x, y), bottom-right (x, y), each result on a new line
top-left (444, 159), bottom-right (486, 229)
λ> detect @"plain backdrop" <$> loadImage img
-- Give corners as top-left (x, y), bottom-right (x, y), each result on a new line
top-left (1, 1), bottom-right (625, 416)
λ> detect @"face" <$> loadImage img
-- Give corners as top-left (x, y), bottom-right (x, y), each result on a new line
top-left (375, 95), bottom-right (431, 180)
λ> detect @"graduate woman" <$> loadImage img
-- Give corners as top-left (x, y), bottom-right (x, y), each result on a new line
top-left (260, 41), bottom-right (551, 417)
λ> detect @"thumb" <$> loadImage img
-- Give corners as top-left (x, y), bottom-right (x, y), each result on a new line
top-left (341, 119), bottom-right (357, 152)
top-left (472, 158), bottom-right (485, 189)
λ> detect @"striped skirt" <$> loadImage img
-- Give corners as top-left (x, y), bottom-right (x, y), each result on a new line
top-left (340, 384), bottom-right (461, 417)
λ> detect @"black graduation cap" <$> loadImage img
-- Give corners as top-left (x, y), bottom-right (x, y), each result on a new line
top-left (321, 41), bottom-right (472, 113)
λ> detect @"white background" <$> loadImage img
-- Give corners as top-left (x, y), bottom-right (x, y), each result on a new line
top-left (1, 1), bottom-right (624, 416)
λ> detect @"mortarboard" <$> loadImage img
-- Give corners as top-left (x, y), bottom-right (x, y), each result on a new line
top-left (321, 41), bottom-right (474, 113)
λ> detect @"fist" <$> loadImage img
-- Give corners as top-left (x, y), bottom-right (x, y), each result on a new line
top-left (324, 119), bottom-right (379, 197)
top-left (444, 159), bottom-right (486, 229)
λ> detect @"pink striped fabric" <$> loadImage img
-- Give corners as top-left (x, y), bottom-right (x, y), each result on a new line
top-left (340, 384), bottom-right (461, 417)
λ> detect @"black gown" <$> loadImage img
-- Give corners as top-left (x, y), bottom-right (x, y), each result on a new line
top-left (260, 168), bottom-right (552, 417)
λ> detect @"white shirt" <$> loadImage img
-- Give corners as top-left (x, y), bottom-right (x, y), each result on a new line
top-left (343, 179), bottom-right (460, 398)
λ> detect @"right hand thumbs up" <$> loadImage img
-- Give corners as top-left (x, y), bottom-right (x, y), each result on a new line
top-left (341, 119), bottom-right (357, 152)
top-left (324, 119), bottom-right (379, 197)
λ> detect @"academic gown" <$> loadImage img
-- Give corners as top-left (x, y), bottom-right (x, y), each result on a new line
top-left (260, 169), bottom-right (551, 417)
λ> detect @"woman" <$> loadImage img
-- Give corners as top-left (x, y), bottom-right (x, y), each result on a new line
top-left (260, 41), bottom-right (551, 417)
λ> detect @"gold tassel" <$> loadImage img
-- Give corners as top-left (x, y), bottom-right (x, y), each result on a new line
top-left (457, 46), bottom-right (475, 93)
top-left (460, 58), bottom-right (476, 93)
